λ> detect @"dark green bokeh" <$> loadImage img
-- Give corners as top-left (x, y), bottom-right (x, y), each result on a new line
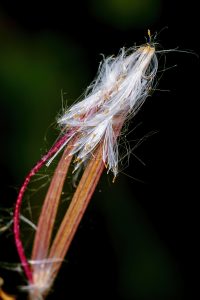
top-left (89, 0), bottom-right (161, 29)
top-left (0, 31), bottom-right (90, 176)
top-left (0, 1), bottom-right (198, 299)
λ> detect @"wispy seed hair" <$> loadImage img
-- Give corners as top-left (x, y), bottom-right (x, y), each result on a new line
top-left (55, 43), bottom-right (158, 177)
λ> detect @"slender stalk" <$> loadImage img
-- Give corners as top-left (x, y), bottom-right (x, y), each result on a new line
top-left (47, 145), bottom-right (105, 283)
top-left (13, 133), bottom-right (72, 283)
top-left (31, 141), bottom-right (74, 264)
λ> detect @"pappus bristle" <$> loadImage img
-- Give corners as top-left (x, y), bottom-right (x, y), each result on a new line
top-left (57, 43), bottom-right (158, 178)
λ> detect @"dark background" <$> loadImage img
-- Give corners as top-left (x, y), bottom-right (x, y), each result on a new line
top-left (0, 1), bottom-right (198, 299)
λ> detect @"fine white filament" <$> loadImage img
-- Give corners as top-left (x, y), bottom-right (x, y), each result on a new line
top-left (58, 43), bottom-right (158, 177)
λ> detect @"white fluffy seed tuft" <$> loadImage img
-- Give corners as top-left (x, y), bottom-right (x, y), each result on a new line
top-left (57, 43), bottom-right (158, 178)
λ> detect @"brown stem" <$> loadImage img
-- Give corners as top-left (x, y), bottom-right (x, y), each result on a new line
top-left (47, 145), bottom-right (105, 283)
top-left (31, 141), bottom-right (74, 264)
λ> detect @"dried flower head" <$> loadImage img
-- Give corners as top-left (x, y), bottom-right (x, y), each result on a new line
top-left (54, 40), bottom-right (157, 178)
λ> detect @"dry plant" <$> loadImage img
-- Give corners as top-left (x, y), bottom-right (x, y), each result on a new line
top-left (8, 31), bottom-right (161, 299)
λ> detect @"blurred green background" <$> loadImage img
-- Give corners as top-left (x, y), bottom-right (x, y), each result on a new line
top-left (0, 1), bottom-right (198, 299)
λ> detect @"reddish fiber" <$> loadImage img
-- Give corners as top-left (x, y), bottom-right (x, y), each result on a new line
top-left (13, 133), bottom-right (72, 283)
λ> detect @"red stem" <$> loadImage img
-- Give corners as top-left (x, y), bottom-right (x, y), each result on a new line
top-left (13, 133), bottom-right (73, 283)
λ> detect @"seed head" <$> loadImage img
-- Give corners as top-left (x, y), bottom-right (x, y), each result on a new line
top-left (57, 44), bottom-right (158, 177)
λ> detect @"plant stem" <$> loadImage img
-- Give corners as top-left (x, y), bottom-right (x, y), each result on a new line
top-left (13, 134), bottom-right (72, 283)
top-left (31, 141), bottom-right (74, 265)
top-left (47, 145), bottom-right (105, 283)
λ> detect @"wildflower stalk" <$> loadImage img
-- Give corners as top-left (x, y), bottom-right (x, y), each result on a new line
top-left (28, 118), bottom-right (124, 299)
top-left (47, 145), bottom-right (104, 283)
top-left (13, 134), bottom-right (72, 283)
top-left (31, 141), bottom-right (74, 264)
top-left (28, 148), bottom-right (104, 299)
top-left (27, 141), bottom-right (75, 299)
